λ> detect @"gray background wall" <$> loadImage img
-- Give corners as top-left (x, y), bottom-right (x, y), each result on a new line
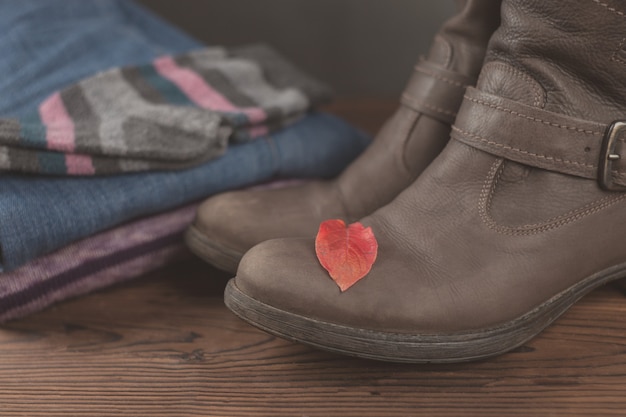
top-left (139, 1), bottom-right (455, 97)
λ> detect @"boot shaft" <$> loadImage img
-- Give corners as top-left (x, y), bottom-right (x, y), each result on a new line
top-left (480, 0), bottom-right (626, 122)
top-left (430, 0), bottom-right (502, 76)
top-left (335, 0), bottom-right (502, 219)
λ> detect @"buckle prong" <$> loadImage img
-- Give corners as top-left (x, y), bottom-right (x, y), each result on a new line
top-left (599, 121), bottom-right (626, 191)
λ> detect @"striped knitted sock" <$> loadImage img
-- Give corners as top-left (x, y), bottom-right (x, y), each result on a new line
top-left (0, 44), bottom-right (331, 176)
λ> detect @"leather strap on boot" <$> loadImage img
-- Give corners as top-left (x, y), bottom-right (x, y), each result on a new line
top-left (401, 60), bottom-right (476, 125)
top-left (451, 87), bottom-right (626, 191)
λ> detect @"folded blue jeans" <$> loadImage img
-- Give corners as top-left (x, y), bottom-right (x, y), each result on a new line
top-left (0, 0), bottom-right (202, 117)
top-left (0, 0), bottom-right (371, 271)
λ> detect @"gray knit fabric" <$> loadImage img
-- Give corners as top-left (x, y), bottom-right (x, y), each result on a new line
top-left (0, 44), bottom-right (332, 175)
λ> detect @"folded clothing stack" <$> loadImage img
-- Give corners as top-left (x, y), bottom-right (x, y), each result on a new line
top-left (0, 44), bottom-right (332, 175)
top-left (0, 0), bottom-right (371, 321)
top-left (0, 204), bottom-right (197, 323)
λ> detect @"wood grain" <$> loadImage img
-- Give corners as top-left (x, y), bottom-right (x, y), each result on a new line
top-left (1, 99), bottom-right (625, 416)
top-left (1, 259), bottom-right (625, 416)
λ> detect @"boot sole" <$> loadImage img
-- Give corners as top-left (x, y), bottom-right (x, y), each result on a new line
top-left (184, 225), bottom-right (242, 274)
top-left (224, 264), bottom-right (626, 363)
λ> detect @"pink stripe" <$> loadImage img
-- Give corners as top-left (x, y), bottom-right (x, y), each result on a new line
top-left (249, 179), bottom-right (308, 191)
top-left (154, 56), bottom-right (237, 110)
top-left (153, 56), bottom-right (268, 124)
top-left (65, 154), bottom-right (95, 175)
top-left (242, 108), bottom-right (267, 124)
top-left (247, 125), bottom-right (270, 138)
top-left (39, 92), bottom-right (76, 153)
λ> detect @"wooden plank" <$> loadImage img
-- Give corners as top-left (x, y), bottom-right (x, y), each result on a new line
top-left (0, 259), bottom-right (625, 416)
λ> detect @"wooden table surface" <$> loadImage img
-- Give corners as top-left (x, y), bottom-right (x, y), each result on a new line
top-left (1, 100), bottom-right (625, 416)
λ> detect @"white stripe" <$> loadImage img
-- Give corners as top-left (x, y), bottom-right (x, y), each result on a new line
top-left (79, 69), bottom-right (222, 160)
top-left (80, 69), bottom-right (136, 155)
top-left (187, 50), bottom-right (310, 115)
top-left (119, 158), bottom-right (151, 172)
top-left (0, 146), bottom-right (9, 169)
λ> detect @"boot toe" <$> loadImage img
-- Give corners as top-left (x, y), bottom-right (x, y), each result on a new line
top-left (187, 181), bottom-right (348, 272)
top-left (231, 234), bottom-right (447, 333)
top-left (192, 191), bottom-right (252, 250)
top-left (185, 191), bottom-right (256, 272)
top-left (227, 234), bottom-right (510, 363)
top-left (234, 237), bottom-right (339, 319)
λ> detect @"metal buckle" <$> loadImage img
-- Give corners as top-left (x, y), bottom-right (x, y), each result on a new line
top-left (599, 121), bottom-right (626, 191)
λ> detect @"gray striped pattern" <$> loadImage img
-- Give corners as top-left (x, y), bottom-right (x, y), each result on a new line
top-left (0, 44), bottom-right (331, 176)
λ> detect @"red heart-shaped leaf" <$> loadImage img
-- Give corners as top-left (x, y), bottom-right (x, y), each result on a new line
top-left (315, 219), bottom-right (378, 292)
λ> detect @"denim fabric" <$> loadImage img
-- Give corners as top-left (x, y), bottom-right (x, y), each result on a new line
top-left (0, 114), bottom-right (370, 272)
top-left (0, 0), bottom-right (201, 117)
top-left (0, 0), bottom-right (371, 271)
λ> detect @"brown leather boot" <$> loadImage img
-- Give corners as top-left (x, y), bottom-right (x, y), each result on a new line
top-left (185, 0), bottom-right (501, 273)
top-left (226, 0), bottom-right (626, 362)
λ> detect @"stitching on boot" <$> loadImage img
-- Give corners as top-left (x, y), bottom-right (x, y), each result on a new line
top-left (611, 37), bottom-right (626, 65)
top-left (591, 0), bottom-right (626, 18)
top-left (591, 2), bottom-right (626, 68)
top-left (452, 126), bottom-right (597, 169)
top-left (479, 62), bottom-right (546, 108)
top-left (434, 35), bottom-right (453, 68)
top-left (401, 94), bottom-right (458, 118)
top-left (479, 159), bottom-right (506, 229)
top-left (414, 66), bottom-right (470, 88)
top-left (462, 96), bottom-right (603, 135)
top-left (479, 160), bottom-right (626, 235)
